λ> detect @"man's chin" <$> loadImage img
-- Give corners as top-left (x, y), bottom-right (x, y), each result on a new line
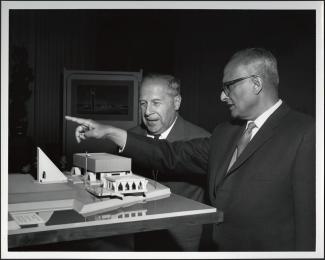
top-left (147, 127), bottom-right (161, 135)
top-left (230, 110), bottom-right (237, 117)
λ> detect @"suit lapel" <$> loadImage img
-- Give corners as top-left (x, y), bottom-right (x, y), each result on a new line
top-left (129, 125), bottom-right (147, 136)
top-left (166, 116), bottom-right (184, 142)
top-left (212, 124), bottom-right (243, 187)
top-left (227, 124), bottom-right (275, 174)
top-left (226, 103), bottom-right (290, 175)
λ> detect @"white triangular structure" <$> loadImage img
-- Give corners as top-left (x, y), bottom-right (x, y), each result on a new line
top-left (37, 147), bottom-right (68, 184)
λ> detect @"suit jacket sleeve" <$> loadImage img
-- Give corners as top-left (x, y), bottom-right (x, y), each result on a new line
top-left (122, 132), bottom-right (210, 176)
top-left (292, 123), bottom-right (315, 250)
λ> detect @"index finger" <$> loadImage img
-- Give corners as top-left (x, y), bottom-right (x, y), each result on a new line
top-left (65, 116), bottom-right (90, 126)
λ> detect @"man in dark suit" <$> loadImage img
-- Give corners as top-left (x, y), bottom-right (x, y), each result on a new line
top-left (66, 47), bottom-right (315, 251)
top-left (130, 73), bottom-right (211, 251)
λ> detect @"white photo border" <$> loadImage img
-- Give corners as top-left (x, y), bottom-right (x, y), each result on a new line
top-left (1, 1), bottom-right (324, 259)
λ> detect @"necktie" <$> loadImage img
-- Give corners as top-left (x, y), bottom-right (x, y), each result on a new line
top-left (153, 134), bottom-right (161, 140)
top-left (152, 134), bottom-right (161, 187)
top-left (236, 121), bottom-right (256, 158)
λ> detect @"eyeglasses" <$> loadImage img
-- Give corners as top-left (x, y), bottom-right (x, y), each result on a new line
top-left (222, 75), bottom-right (259, 96)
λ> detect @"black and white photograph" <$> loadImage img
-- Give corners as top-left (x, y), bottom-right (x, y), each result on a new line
top-left (1, 1), bottom-right (323, 259)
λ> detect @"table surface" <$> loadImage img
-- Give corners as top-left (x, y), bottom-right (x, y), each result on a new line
top-left (8, 175), bottom-right (221, 249)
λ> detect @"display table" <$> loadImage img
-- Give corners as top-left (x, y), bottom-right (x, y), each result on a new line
top-left (8, 174), bottom-right (222, 249)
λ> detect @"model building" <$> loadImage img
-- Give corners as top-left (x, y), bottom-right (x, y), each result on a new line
top-left (72, 152), bottom-right (148, 199)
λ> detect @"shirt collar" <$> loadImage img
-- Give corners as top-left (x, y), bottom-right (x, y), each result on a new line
top-left (248, 99), bottom-right (283, 129)
top-left (147, 116), bottom-right (178, 140)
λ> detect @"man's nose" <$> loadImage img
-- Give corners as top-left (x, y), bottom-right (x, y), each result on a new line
top-left (144, 103), bottom-right (152, 115)
top-left (220, 91), bottom-right (228, 102)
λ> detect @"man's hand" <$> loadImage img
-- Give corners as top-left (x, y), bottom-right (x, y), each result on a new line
top-left (65, 116), bottom-right (127, 148)
top-left (65, 116), bottom-right (107, 143)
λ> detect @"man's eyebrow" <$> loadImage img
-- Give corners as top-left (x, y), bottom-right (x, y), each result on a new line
top-left (139, 98), bottom-right (162, 102)
top-left (151, 98), bottom-right (162, 101)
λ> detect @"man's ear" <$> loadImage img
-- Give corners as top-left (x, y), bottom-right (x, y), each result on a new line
top-left (174, 95), bottom-right (182, 110)
top-left (252, 76), bottom-right (263, 94)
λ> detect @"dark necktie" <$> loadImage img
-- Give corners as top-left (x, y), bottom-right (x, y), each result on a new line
top-left (153, 134), bottom-right (161, 140)
top-left (236, 121), bottom-right (256, 158)
top-left (152, 134), bottom-right (161, 187)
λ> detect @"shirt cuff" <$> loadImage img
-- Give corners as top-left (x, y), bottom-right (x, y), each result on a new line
top-left (118, 133), bottom-right (127, 153)
top-left (118, 144), bottom-right (125, 153)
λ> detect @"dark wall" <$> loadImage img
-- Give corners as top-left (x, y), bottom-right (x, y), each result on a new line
top-left (173, 10), bottom-right (315, 128)
top-left (9, 9), bottom-right (316, 160)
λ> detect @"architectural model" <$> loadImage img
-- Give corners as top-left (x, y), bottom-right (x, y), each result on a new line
top-left (37, 147), bottom-right (68, 183)
top-left (72, 152), bottom-right (148, 199)
top-left (91, 208), bottom-right (148, 221)
top-left (9, 148), bottom-right (171, 217)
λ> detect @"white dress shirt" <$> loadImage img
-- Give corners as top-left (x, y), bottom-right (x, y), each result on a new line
top-left (248, 99), bottom-right (283, 141)
top-left (119, 116), bottom-right (178, 153)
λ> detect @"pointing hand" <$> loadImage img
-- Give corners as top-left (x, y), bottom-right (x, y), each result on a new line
top-left (65, 116), bottom-right (107, 143)
top-left (65, 116), bottom-right (127, 148)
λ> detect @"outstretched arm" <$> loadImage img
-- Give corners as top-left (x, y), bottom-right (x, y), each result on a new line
top-left (65, 116), bottom-right (209, 176)
top-left (123, 132), bottom-right (209, 175)
top-left (65, 116), bottom-right (127, 148)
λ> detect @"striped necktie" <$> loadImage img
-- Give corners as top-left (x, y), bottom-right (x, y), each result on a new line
top-left (236, 121), bottom-right (256, 158)
top-left (227, 121), bottom-right (256, 173)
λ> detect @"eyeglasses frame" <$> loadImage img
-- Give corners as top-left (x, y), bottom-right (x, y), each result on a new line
top-left (222, 75), bottom-right (259, 96)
